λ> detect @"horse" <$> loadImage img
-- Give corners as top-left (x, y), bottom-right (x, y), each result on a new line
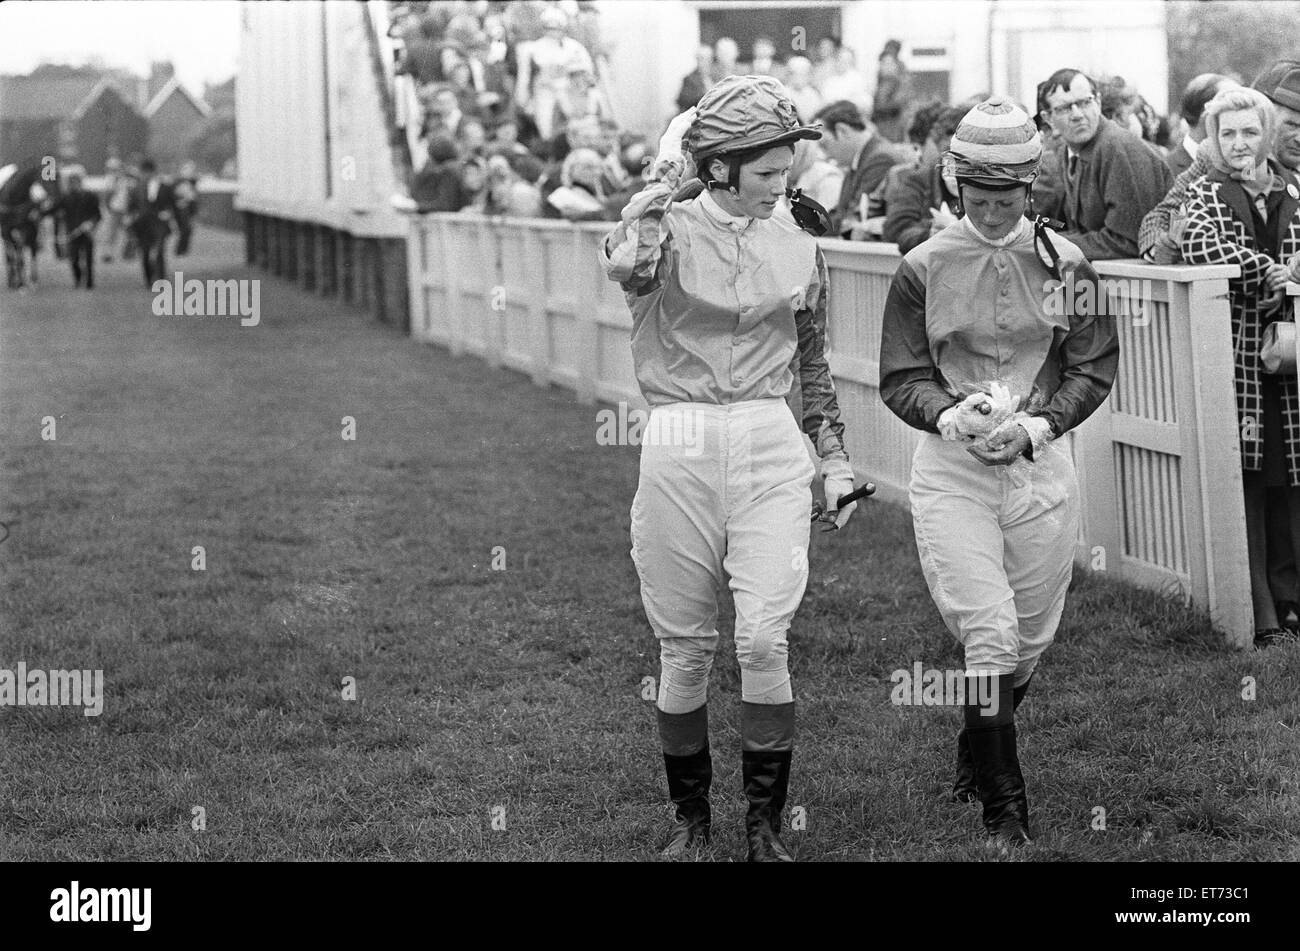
top-left (0, 163), bottom-right (61, 290)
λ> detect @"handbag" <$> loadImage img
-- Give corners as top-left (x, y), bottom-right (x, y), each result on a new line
top-left (1261, 320), bottom-right (1297, 375)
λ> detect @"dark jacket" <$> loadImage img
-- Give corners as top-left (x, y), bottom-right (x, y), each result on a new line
top-left (1040, 118), bottom-right (1173, 259)
top-left (830, 134), bottom-right (899, 236)
top-left (676, 69), bottom-right (710, 112)
top-left (882, 160), bottom-right (958, 254)
top-left (127, 177), bottom-right (176, 242)
top-left (56, 189), bottom-right (101, 234)
top-left (411, 160), bottom-right (467, 212)
top-left (1165, 140), bottom-right (1195, 179)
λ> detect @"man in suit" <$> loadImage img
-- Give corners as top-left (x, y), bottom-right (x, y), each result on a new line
top-left (814, 99), bottom-right (901, 238)
top-left (172, 161), bottom-right (200, 257)
top-left (54, 168), bottom-right (101, 289)
top-left (1166, 73), bottom-right (1238, 177)
top-left (713, 37), bottom-right (742, 82)
top-left (127, 158), bottom-right (175, 288)
top-left (882, 106), bottom-right (966, 253)
top-left (421, 85), bottom-right (467, 141)
top-left (675, 45), bottom-right (714, 112)
top-left (1036, 68), bottom-right (1172, 259)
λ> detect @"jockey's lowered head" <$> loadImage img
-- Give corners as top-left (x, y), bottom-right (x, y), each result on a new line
top-left (942, 96), bottom-right (1042, 192)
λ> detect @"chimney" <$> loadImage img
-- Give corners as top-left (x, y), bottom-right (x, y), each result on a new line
top-left (148, 60), bottom-right (175, 104)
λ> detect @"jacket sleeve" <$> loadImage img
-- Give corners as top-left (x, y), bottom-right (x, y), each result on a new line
top-left (1179, 179), bottom-right (1276, 290)
top-left (879, 258), bottom-right (957, 432)
top-left (1030, 256), bottom-right (1120, 437)
top-left (882, 170), bottom-right (932, 254)
top-left (1033, 147), bottom-right (1066, 222)
top-left (599, 155), bottom-right (683, 291)
top-left (794, 248), bottom-right (849, 464)
top-left (1138, 154), bottom-right (1209, 257)
top-left (1060, 142), bottom-right (1171, 260)
top-left (863, 152), bottom-right (901, 201)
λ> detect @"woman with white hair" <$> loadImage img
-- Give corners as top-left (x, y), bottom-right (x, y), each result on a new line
top-left (1181, 85), bottom-right (1300, 648)
top-left (545, 147), bottom-right (608, 220)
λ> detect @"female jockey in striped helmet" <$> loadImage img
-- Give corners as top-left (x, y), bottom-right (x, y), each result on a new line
top-left (879, 97), bottom-right (1119, 851)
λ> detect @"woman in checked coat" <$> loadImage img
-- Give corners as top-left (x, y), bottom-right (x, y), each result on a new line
top-left (1180, 86), bottom-right (1300, 648)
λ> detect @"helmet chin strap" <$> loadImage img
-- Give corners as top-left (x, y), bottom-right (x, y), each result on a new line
top-left (704, 154), bottom-right (744, 193)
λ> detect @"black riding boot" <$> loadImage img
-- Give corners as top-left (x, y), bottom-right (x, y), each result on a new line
top-left (657, 705), bottom-right (711, 857)
top-left (952, 729), bottom-right (978, 803)
top-left (741, 701), bottom-right (795, 863)
top-left (964, 674), bottom-right (1032, 850)
top-left (952, 674), bottom-right (1032, 803)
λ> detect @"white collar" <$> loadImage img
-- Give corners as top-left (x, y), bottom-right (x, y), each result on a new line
top-left (962, 215), bottom-right (1027, 248)
top-left (699, 187), bottom-right (753, 230)
top-left (1182, 132), bottom-right (1199, 158)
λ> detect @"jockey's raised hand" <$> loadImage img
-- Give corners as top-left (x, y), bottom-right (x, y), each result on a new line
top-left (656, 107), bottom-right (698, 165)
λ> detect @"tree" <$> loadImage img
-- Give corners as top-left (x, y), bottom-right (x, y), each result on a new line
top-left (188, 115), bottom-right (236, 178)
top-left (1166, 1), bottom-right (1300, 109)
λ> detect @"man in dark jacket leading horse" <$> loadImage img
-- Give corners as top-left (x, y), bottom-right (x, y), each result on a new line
top-left (127, 158), bottom-right (176, 288)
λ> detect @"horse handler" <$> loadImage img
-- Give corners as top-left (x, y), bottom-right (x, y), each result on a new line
top-left (879, 98), bottom-right (1119, 850)
top-left (55, 167), bottom-right (101, 289)
top-left (601, 75), bottom-right (858, 861)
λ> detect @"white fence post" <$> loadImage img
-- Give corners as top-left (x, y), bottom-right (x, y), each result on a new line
top-left (571, 227), bottom-right (599, 405)
top-left (441, 216), bottom-right (464, 358)
top-left (480, 219), bottom-right (504, 370)
top-left (404, 213), bottom-right (428, 341)
top-left (1182, 274), bottom-right (1252, 646)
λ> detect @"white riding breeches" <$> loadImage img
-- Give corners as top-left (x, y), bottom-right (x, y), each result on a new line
top-left (908, 434), bottom-right (1079, 686)
top-left (630, 399), bottom-right (816, 710)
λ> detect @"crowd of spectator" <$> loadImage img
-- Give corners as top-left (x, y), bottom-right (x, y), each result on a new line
top-left (390, 4), bottom-right (925, 225)
top-left (388, 4), bottom-right (1210, 252)
top-left (386, 3), bottom-right (1294, 291)
top-left (391, 0), bottom-right (652, 221)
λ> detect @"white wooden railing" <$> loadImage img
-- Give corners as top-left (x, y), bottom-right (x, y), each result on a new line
top-left (406, 211), bottom-right (1290, 648)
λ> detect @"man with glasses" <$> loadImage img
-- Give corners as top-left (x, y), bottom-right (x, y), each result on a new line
top-left (1036, 68), bottom-right (1172, 259)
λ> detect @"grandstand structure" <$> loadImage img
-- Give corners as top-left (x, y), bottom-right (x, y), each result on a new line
top-left (237, 0), bottom-right (411, 327)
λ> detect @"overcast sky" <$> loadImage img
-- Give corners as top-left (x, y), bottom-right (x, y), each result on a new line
top-left (0, 0), bottom-right (241, 90)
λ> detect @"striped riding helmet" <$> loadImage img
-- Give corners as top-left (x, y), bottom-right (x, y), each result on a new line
top-left (943, 96), bottom-right (1042, 188)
